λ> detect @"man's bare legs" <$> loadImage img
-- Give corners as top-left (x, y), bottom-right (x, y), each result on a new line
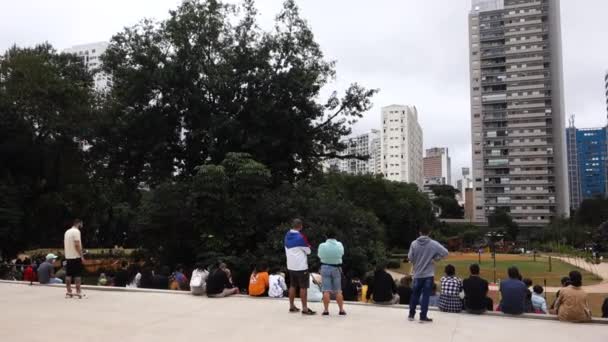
top-left (289, 286), bottom-right (299, 311)
top-left (300, 288), bottom-right (308, 312)
top-left (75, 277), bottom-right (82, 295)
top-left (322, 291), bottom-right (345, 314)
top-left (323, 292), bottom-right (331, 312)
top-left (65, 276), bottom-right (72, 295)
top-left (336, 292), bottom-right (345, 313)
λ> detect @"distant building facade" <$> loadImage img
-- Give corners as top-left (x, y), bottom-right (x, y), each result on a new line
top-left (457, 167), bottom-right (474, 205)
top-left (381, 105), bottom-right (423, 187)
top-left (63, 42), bottom-right (111, 91)
top-left (423, 147), bottom-right (451, 185)
top-left (326, 130), bottom-right (381, 175)
top-left (566, 120), bottom-right (608, 209)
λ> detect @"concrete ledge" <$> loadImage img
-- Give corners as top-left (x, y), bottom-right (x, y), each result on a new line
top-left (2, 279), bottom-right (607, 324)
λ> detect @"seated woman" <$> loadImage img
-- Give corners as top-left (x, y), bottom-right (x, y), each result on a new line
top-left (190, 263), bottom-right (209, 296)
top-left (553, 271), bottom-right (591, 323)
top-left (206, 263), bottom-right (239, 298)
top-left (438, 264), bottom-right (463, 313)
top-left (307, 272), bottom-right (323, 303)
top-left (248, 263), bottom-right (270, 297)
top-left (268, 269), bottom-right (288, 298)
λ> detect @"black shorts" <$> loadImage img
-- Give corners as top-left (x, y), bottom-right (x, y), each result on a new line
top-left (288, 270), bottom-right (309, 289)
top-left (66, 258), bottom-right (83, 278)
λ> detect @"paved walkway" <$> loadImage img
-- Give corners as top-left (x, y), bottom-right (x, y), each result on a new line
top-left (2, 283), bottom-right (607, 342)
top-left (555, 256), bottom-right (608, 293)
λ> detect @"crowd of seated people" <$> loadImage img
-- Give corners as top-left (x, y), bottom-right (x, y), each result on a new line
top-left (2, 253), bottom-right (605, 323)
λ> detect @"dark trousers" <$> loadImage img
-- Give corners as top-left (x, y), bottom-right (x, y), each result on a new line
top-left (409, 277), bottom-right (434, 319)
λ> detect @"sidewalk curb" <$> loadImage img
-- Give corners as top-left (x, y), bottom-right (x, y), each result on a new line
top-left (2, 280), bottom-right (607, 324)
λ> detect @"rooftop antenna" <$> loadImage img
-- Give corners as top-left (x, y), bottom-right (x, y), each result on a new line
top-left (568, 114), bottom-right (575, 128)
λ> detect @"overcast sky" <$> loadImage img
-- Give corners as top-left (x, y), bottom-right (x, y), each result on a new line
top-left (1, 0), bottom-right (607, 184)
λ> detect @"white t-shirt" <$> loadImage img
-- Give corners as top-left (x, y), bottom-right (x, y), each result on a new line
top-left (64, 227), bottom-right (82, 259)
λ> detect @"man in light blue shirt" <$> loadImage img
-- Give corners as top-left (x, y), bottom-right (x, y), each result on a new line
top-left (317, 230), bottom-right (345, 316)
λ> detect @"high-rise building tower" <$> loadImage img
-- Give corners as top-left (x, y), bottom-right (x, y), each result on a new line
top-left (326, 130), bottom-right (381, 175)
top-left (566, 117), bottom-right (608, 209)
top-left (63, 42), bottom-right (111, 91)
top-left (423, 147), bottom-right (451, 185)
top-left (469, 0), bottom-right (569, 224)
top-left (381, 105), bottom-right (423, 187)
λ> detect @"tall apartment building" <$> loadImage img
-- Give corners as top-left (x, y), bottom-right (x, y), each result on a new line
top-left (469, 0), bottom-right (569, 224)
top-left (63, 42), bottom-right (111, 91)
top-left (326, 130), bottom-right (381, 175)
top-left (423, 147), bottom-right (451, 185)
top-left (381, 105), bottom-right (423, 188)
top-left (566, 120), bottom-right (608, 209)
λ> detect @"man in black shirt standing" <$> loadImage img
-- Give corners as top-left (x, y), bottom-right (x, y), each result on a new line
top-left (462, 264), bottom-right (490, 314)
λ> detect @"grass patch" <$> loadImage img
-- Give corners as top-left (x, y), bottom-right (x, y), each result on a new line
top-left (394, 253), bottom-right (601, 287)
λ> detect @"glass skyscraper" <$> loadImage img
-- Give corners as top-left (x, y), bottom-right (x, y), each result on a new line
top-left (566, 125), bottom-right (608, 209)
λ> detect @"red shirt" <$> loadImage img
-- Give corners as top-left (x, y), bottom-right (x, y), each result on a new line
top-left (23, 266), bottom-right (36, 282)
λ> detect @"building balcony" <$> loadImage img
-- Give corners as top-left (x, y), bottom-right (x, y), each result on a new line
top-left (511, 199), bottom-right (552, 204)
top-left (504, 1), bottom-right (541, 10)
top-left (509, 169), bottom-right (550, 175)
top-left (509, 179), bottom-right (550, 185)
top-left (508, 150), bottom-right (550, 157)
top-left (509, 189), bottom-right (551, 195)
top-left (511, 209), bottom-right (552, 215)
top-left (505, 19), bottom-right (542, 27)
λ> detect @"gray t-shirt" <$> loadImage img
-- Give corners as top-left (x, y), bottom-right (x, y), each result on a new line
top-left (37, 261), bottom-right (54, 284)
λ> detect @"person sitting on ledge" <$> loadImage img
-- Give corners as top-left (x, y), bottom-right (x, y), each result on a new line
top-left (268, 268), bottom-right (288, 298)
top-left (552, 271), bottom-right (591, 323)
top-left (531, 285), bottom-right (548, 314)
top-left (248, 262), bottom-right (270, 297)
top-left (366, 263), bottom-right (399, 305)
top-left (170, 264), bottom-right (189, 291)
top-left (207, 263), bottom-right (239, 298)
top-left (428, 283), bottom-right (439, 307)
top-left (37, 254), bottom-right (62, 285)
top-left (522, 278), bottom-right (534, 313)
top-left (113, 260), bottom-right (130, 287)
top-left (438, 264), bottom-right (463, 313)
top-left (499, 266), bottom-right (527, 315)
top-left (190, 263), bottom-right (209, 296)
top-left (463, 263), bottom-right (489, 314)
top-left (397, 276), bottom-right (413, 306)
top-left (602, 297), bottom-right (608, 318)
top-left (550, 276), bottom-right (570, 311)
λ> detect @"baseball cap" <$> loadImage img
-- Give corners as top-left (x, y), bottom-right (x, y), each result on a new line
top-left (46, 253), bottom-right (58, 261)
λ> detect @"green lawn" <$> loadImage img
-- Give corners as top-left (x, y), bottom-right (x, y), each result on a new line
top-left (394, 254), bottom-right (602, 287)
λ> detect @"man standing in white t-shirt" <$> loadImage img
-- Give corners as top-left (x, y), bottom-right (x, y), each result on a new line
top-left (64, 219), bottom-right (85, 298)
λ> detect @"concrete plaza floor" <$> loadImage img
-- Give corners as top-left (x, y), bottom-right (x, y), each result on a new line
top-left (2, 282), bottom-right (607, 342)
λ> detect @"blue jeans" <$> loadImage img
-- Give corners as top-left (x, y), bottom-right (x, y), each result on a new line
top-left (409, 277), bottom-right (434, 319)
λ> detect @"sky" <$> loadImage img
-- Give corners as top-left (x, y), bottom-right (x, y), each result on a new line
top-left (1, 0), bottom-right (607, 184)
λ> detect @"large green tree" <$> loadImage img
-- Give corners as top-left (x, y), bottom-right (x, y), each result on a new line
top-left (93, 0), bottom-right (377, 193)
top-left (0, 44), bottom-right (97, 257)
top-left (488, 208), bottom-right (519, 241)
top-left (429, 184), bottom-right (463, 219)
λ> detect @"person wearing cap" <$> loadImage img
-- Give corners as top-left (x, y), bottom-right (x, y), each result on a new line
top-left (37, 254), bottom-right (62, 284)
